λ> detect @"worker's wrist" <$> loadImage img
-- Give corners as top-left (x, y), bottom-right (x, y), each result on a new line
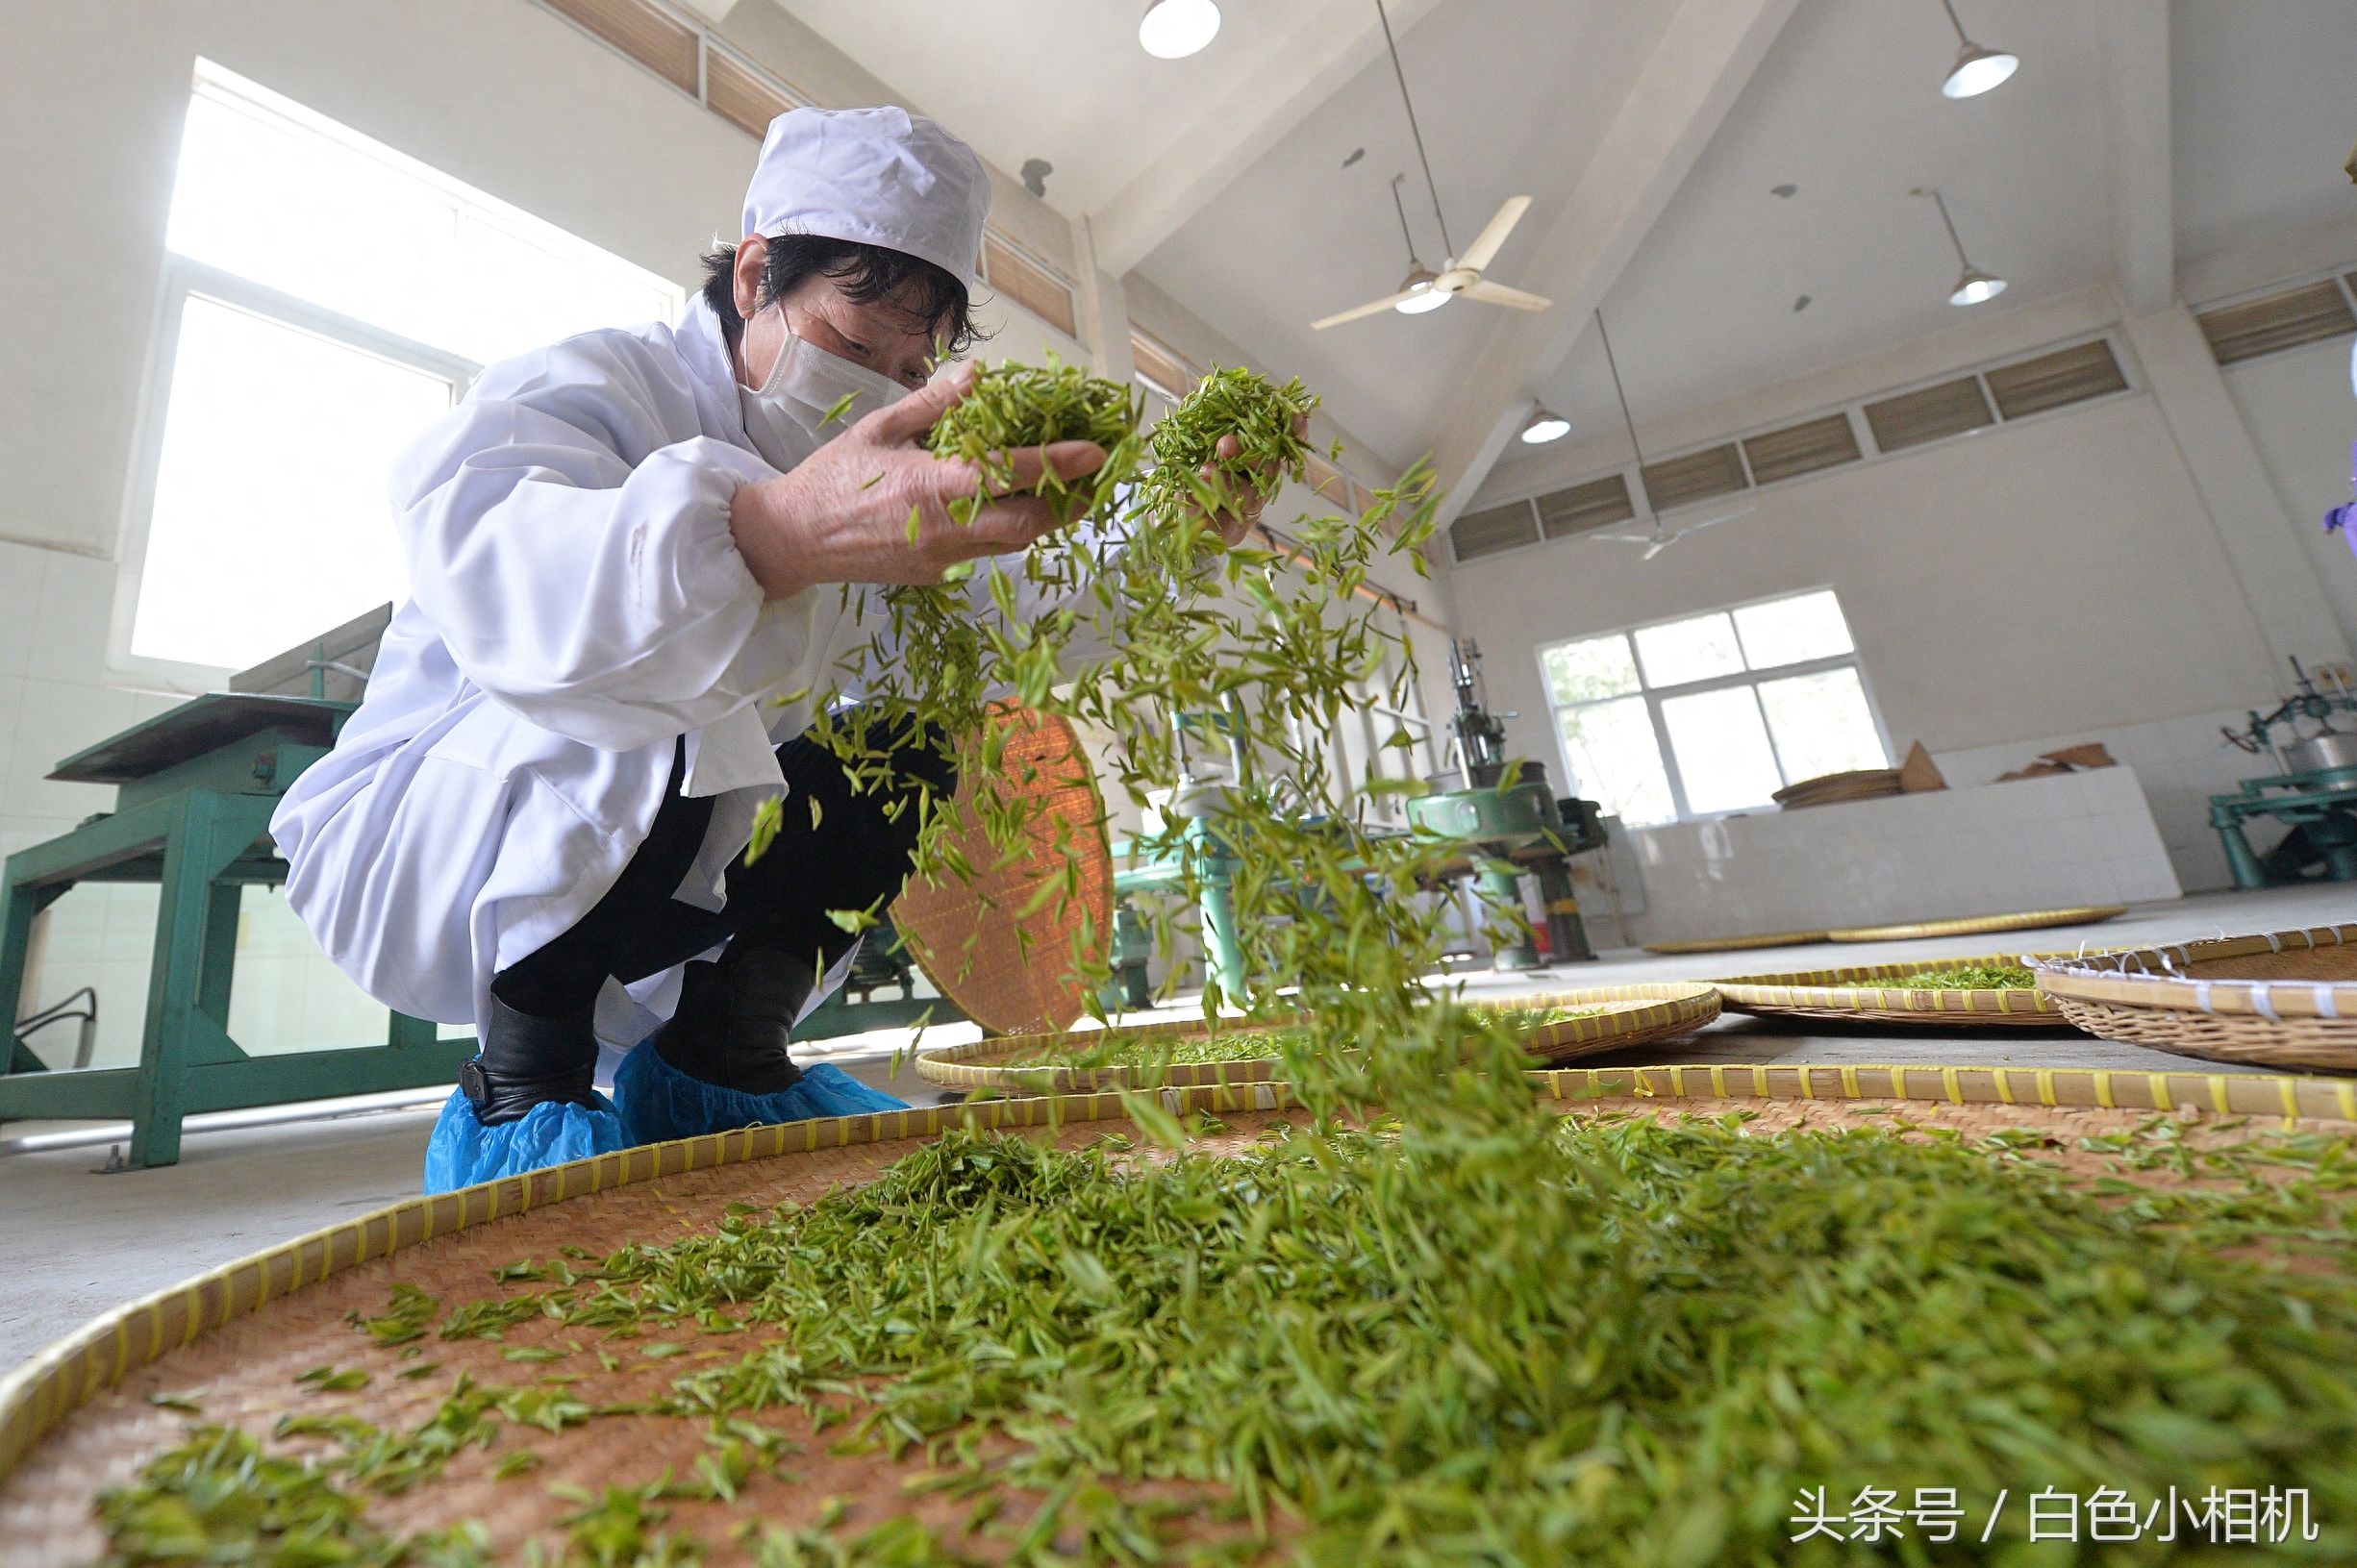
top-left (728, 479), bottom-right (815, 601)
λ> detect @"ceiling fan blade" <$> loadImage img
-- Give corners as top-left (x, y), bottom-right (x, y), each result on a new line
top-left (1458, 195), bottom-right (1532, 273)
top-left (1642, 538), bottom-right (1670, 560)
top-left (1311, 289), bottom-right (1418, 330)
top-left (1670, 507), bottom-right (1756, 538)
top-left (1590, 531), bottom-right (1655, 545)
top-left (1462, 278), bottom-right (1553, 311)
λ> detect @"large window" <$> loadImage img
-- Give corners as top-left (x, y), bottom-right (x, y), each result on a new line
top-left (121, 61), bottom-right (684, 675)
top-left (1539, 589), bottom-right (1888, 826)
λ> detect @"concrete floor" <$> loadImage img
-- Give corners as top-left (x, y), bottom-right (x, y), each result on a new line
top-left (5, 880), bottom-right (2352, 1376)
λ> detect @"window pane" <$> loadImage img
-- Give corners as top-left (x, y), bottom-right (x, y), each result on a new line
top-left (1758, 667), bottom-right (1886, 782)
top-left (1633, 611), bottom-right (1743, 687)
top-left (134, 297), bottom-right (447, 669)
top-left (1659, 686), bottom-right (1783, 813)
top-left (1557, 698), bottom-right (1675, 828)
top-left (1732, 589), bottom-right (1853, 669)
top-left (168, 63), bottom-right (680, 367)
top-left (1541, 635), bottom-right (1640, 705)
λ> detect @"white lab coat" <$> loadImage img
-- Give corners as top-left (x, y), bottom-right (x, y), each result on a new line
top-left (271, 296), bottom-right (1095, 1051)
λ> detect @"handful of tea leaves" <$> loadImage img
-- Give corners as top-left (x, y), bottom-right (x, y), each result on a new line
top-left (924, 357), bottom-right (1141, 529)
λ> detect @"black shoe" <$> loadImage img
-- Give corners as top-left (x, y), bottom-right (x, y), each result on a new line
top-left (459, 997), bottom-right (600, 1126)
top-left (653, 950), bottom-right (813, 1095)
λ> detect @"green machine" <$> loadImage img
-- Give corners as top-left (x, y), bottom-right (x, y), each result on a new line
top-left (0, 692), bottom-right (472, 1169)
top-left (2211, 660), bottom-right (2357, 889)
top-left (1103, 641), bottom-right (1604, 1005)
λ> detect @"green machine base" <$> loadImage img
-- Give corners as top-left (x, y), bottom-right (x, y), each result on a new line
top-left (0, 695), bottom-right (470, 1170)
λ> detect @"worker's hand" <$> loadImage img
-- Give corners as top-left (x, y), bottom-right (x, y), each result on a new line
top-left (728, 361), bottom-right (1109, 600)
top-left (1188, 414), bottom-right (1313, 548)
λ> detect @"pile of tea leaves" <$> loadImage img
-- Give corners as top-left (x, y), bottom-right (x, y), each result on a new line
top-left (1883, 963), bottom-right (2038, 990)
top-left (81, 356), bottom-right (2357, 1565)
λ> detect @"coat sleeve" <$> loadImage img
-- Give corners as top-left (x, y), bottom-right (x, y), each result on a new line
top-left (391, 341), bottom-right (817, 752)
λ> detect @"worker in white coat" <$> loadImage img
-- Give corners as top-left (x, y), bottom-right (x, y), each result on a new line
top-left (270, 108), bottom-right (1277, 1191)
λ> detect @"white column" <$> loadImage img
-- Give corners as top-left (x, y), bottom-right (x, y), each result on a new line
top-left (1069, 215), bottom-right (1135, 386)
top-left (2119, 300), bottom-right (2352, 684)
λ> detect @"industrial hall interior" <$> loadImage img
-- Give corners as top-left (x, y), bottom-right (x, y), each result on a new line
top-left (5, 0), bottom-right (2357, 1561)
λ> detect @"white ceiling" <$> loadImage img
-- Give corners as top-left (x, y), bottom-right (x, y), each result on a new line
top-left (768, 0), bottom-right (1335, 215)
top-left (2172, 0), bottom-right (2357, 267)
top-left (1133, 0), bottom-right (1677, 468)
top-left (762, 0), bottom-right (2357, 485)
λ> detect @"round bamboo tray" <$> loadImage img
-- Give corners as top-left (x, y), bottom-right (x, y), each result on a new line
top-left (1827, 906), bottom-right (2125, 942)
top-left (2033, 923), bottom-right (2357, 1072)
top-left (910, 983), bottom-right (1722, 1094)
top-left (1642, 930), bottom-right (1830, 956)
top-left (9, 1064), bottom-right (2355, 1565)
top-left (1712, 952), bottom-right (2069, 1026)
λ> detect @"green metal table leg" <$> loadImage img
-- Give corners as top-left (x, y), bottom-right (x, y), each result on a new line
top-left (1195, 847), bottom-right (1245, 1007)
top-left (128, 792), bottom-right (253, 1169)
top-left (197, 881), bottom-right (240, 1030)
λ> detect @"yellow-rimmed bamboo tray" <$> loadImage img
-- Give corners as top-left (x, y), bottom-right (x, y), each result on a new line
top-left (2034, 923), bottom-right (2357, 1072)
top-left (1827, 906), bottom-right (2126, 942)
top-left (10, 1063), bottom-right (2357, 1563)
top-left (911, 983), bottom-right (1722, 1095)
top-left (1644, 930), bottom-right (1829, 956)
top-left (1712, 952), bottom-right (2070, 1026)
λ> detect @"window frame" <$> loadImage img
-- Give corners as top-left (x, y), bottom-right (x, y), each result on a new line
top-left (1537, 587), bottom-right (1894, 826)
top-left (109, 255), bottom-right (481, 691)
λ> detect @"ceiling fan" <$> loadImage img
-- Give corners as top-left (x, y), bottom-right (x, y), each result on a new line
top-left (1309, 0), bottom-right (1552, 331)
top-left (1582, 308), bottom-right (1753, 560)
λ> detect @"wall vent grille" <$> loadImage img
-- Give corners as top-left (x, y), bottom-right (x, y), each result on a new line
top-left (704, 44), bottom-right (796, 139)
top-left (542, 0), bottom-right (700, 91)
top-left (981, 234), bottom-right (1078, 340)
top-left (1741, 413), bottom-right (1861, 485)
top-left (1864, 376), bottom-right (1994, 452)
top-left (1984, 338), bottom-right (2130, 420)
top-left (1535, 473), bottom-right (1636, 538)
top-left (2196, 281), bottom-right (2356, 365)
top-left (1639, 443), bottom-right (1747, 511)
top-left (1128, 329), bottom-right (1195, 402)
top-left (1451, 501), bottom-right (1542, 563)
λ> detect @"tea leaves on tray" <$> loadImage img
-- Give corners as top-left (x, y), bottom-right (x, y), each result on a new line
top-left (1884, 963), bottom-right (2037, 989)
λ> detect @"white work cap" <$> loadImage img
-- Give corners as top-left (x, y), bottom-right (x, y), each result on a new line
top-left (741, 107), bottom-right (990, 295)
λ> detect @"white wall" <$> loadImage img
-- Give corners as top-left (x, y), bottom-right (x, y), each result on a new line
top-left (2222, 332), bottom-right (2357, 653)
top-left (1448, 389), bottom-right (2286, 890)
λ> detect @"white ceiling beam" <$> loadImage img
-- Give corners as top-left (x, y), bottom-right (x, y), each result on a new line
top-left (1425, 0), bottom-right (1801, 526)
top-left (2096, 0), bottom-right (2173, 314)
top-left (1089, 0), bottom-right (1447, 278)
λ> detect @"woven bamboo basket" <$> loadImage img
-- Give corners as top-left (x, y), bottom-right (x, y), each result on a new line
top-left (2033, 923), bottom-right (2357, 1072)
top-left (1827, 906), bottom-right (2125, 942)
top-left (1712, 952), bottom-right (2071, 1027)
top-left (910, 983), bottom-right (1722, 1094)
top-left (890, 706), bottom-right (1113, 1036)
top-left (1643, 929), bottom-right (1831, 956)
top-left (8, 1063), bottom-right (2356, 1565)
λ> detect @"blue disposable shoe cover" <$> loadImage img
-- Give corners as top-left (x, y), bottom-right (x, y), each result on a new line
top-left (613, 1039), bottom-right (908, 1147)
top-left (422, 1087), bottom-right (631, 1194)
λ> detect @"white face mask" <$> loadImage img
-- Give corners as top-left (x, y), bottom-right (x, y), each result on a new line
top-left (736, 310), bottom-right (911, 470)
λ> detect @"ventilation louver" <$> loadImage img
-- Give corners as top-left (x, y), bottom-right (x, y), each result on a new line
top-left (1865, 377), bottom-right (1993, 453)
top-left (1983, 339), bottom-right (2128, 420)
top-left (1639, 443), bottom-right (1748, 511)
top-left (1451, 501), bottom-right (1541, 563)
top-left (1128, 329), bottom-right (1195, 403)
top-left (542, 0), bottom-right (699, 91)
top-left (2196, 281), bottom-right (2356, 365)
top-left (705, 45), bottom-right (800, 139)
top-left (1534, 474), bottom-right (1636, 538)
top-left (982, 234), bottom-right (1078, 339)
top-left (1742, 413), bottom-right (1861, 485)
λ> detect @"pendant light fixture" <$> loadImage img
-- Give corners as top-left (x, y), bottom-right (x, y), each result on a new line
top-left (1915, 187), bottom-right (2007, 306)
top-left (1139, 0), bottom-right (1220, 60)
top-left (1386, 173), bottom-right (1451, 315)
top-left (1934, 0), bottom-right (2018, 98)
top-left (1520, 408), bottom-right (1570, 443)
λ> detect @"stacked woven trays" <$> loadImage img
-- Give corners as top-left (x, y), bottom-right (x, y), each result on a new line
top-left (1712, 953), bottom-right (2064, 1027)
top-left (2033, 922), bottom-right (2357, 1072)
top-left (913, 982), bottom-right (1722, 1094)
